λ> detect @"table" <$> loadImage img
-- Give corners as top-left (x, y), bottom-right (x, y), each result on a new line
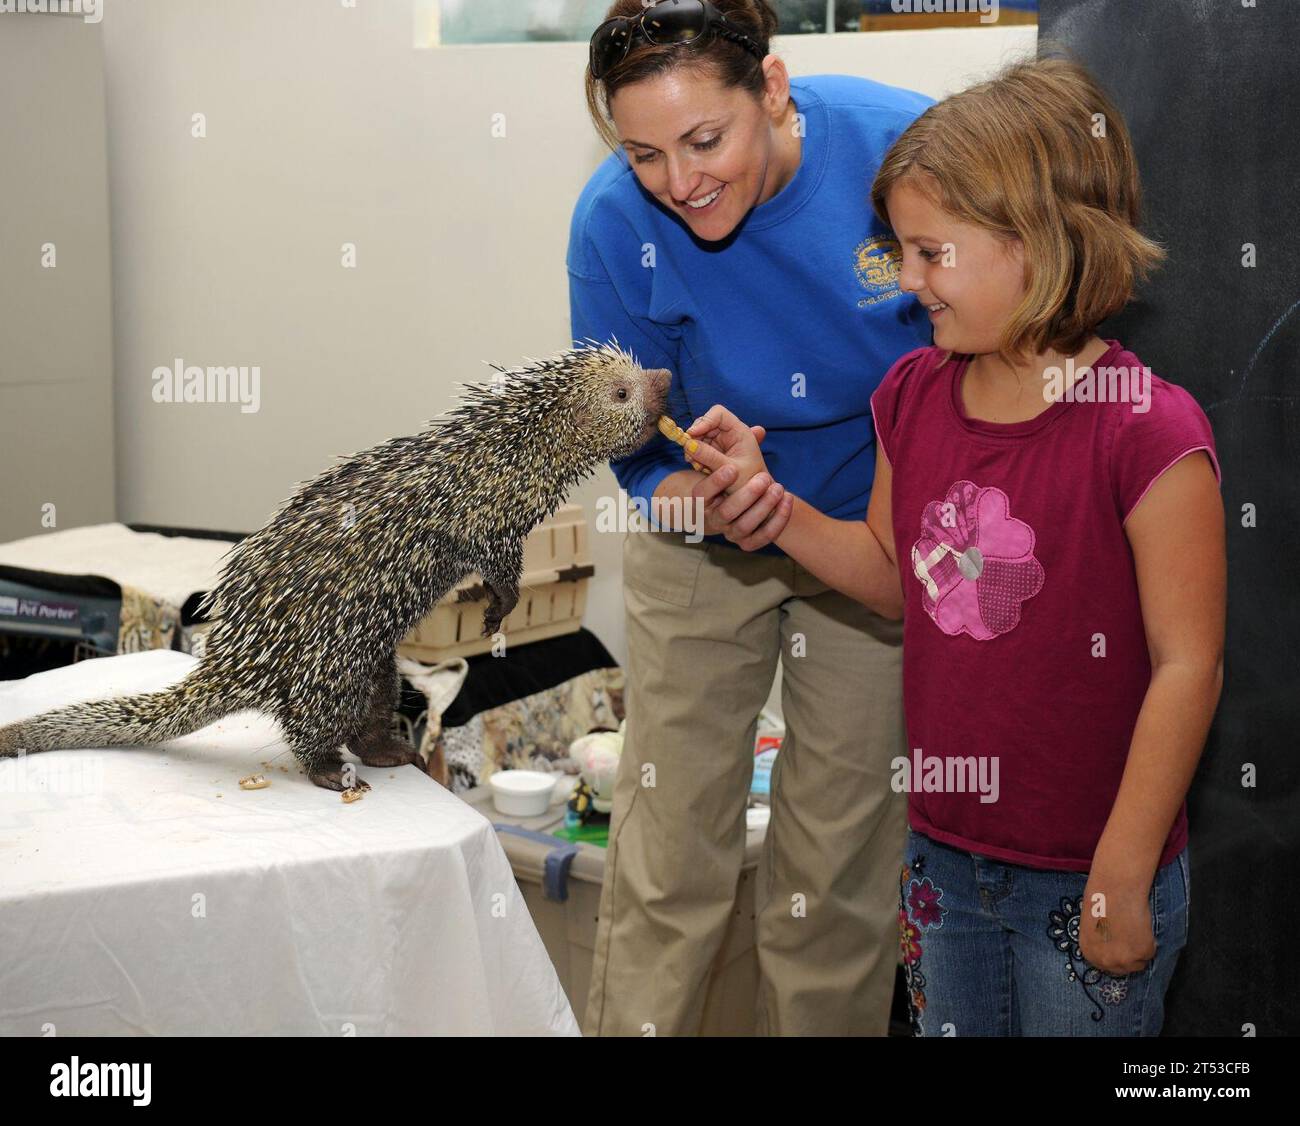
top-left (0, 650), bottom-right (578, 1035)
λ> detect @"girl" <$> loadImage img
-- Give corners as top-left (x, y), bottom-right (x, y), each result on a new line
top-left (686, 56), bottom-right (1225, 1036)
top-left (569, 0), bottom-right (934, 1036)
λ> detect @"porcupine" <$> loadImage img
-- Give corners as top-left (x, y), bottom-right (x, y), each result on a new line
top-left (0, 341), bottom-right (671, 793)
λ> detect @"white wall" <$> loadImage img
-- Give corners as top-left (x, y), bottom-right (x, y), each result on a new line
top-left (0, 14), bottom-right (115, 544)
top-left (90, 0), bottom-right (1034, 668)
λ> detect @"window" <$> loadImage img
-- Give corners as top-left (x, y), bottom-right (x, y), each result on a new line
top-left (423, 1), bottom-right (1036, 47)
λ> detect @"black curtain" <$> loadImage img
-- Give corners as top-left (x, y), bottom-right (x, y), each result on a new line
top-left (1040, 0), bottom-right (1299, 1036)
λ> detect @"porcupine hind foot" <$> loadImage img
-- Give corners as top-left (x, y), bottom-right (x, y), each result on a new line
top-left (347, 655), bottom-right (420, 769)
top-left (304, 750), bottom-right (371, 793)
top-left (280, 702), bottom-right (372, 793)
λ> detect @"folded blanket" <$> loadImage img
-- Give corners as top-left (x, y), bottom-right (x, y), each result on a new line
top-left (0, 523), bottom-right (234, 653)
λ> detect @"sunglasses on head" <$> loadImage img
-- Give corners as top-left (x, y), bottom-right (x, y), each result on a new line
top-left (589, 0), bottom-right (766, 81)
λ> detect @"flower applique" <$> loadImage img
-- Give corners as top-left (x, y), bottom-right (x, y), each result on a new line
top-left (899, 855), bottom-right (947, 1037)
top-left (1047, 896), bottom-right (1131, 1022)
top-left (911, 480), bottom-right (1045, 640)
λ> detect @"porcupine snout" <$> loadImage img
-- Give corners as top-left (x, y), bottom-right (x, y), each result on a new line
top-left (643, 366), bottom-right (671, 417)
top-left (626, 365), bottom-right (672, 453)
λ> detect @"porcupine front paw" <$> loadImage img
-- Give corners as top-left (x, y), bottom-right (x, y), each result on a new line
top-left (478, 543), bottom-right (522, 639)
top-left (482, 590), bottom-right (517, 638)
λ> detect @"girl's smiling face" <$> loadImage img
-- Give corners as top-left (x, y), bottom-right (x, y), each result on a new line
top-left (885, 177), bottom-right (1027, 356)
top-left (608, 64), bottom-right (796, 242)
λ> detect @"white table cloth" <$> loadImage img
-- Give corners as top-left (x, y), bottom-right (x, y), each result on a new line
top-left (0, 651), bottom-right (579, 1036)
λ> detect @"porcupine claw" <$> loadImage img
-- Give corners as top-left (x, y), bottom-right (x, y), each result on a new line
top-left (308, 766), bottom-right (372, 793)
top-left (481, 579), bottom-right (519, 638)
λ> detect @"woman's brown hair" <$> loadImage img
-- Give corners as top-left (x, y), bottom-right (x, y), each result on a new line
top-left (871, 54), bottom-right (1165, 359)
top-left (584, 0), bottom-right (780, 152)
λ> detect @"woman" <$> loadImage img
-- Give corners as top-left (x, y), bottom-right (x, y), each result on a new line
top-left (567, 0), bottom-right (931, 1035)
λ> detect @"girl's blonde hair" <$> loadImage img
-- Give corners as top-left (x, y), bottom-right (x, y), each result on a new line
top-left (871, 55), bottom-right (1164, 359)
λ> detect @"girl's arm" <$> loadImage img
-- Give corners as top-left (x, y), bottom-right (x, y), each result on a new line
top-left (685, 406), bottom-right (903, 618)
top-left (1081, 450), bottom-right (1226, 974)
top-left (774, 447), bottom-right (904, 619)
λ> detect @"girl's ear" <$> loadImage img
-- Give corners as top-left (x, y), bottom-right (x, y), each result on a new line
top-left (1003, 235), bottom-right (1028, 287)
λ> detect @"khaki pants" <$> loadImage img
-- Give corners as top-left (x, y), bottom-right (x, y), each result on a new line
top-left (583, 528), bottom-right (908, 1036)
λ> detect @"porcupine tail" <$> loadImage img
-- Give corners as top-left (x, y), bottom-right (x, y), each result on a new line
top-left (0, 668), bottom-right (229, 758)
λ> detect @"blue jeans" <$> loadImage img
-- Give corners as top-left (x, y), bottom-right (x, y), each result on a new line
top-left (899, 827), bottom-right (1189, 1036)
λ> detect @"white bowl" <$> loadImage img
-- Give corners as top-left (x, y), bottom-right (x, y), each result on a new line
top-left (489, 769), bottom-right (557, 817)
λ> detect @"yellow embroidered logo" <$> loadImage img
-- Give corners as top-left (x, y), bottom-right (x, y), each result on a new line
top-left (854, 235), bottom-right (903, 307)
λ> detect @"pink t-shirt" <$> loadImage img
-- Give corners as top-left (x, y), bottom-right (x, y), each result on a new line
top-left (870, 341), bottom-right (1221, 872)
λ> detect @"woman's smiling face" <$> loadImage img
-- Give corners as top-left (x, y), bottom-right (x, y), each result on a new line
top-left (885, 176), bottom-right (1027, 356)
top-left (608, 63), bottom-right (794, 242)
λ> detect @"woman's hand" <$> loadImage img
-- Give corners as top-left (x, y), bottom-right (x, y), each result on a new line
top-left (683, 405), bottom-right (793, 550)
top-left (1077, 865), bottom-right (1157, 977)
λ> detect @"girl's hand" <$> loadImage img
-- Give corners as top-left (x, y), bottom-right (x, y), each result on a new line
top-left (683, 406), bottom-right (793, 548)
top-left (685, 405), bottom-right (770, 488)
top-left (1078, 867), bottom-right (1157, 977)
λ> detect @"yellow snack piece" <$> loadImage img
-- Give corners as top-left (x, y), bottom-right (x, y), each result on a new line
top-left (657, 416), bottom-right (711, 475)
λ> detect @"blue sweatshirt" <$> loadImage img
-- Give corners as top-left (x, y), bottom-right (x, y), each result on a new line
top-left (567, 73), bottom-right (934, 557)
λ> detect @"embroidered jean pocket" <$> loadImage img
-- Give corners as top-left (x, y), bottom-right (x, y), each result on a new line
top-left (622, 529), bottom-right (709, 608)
